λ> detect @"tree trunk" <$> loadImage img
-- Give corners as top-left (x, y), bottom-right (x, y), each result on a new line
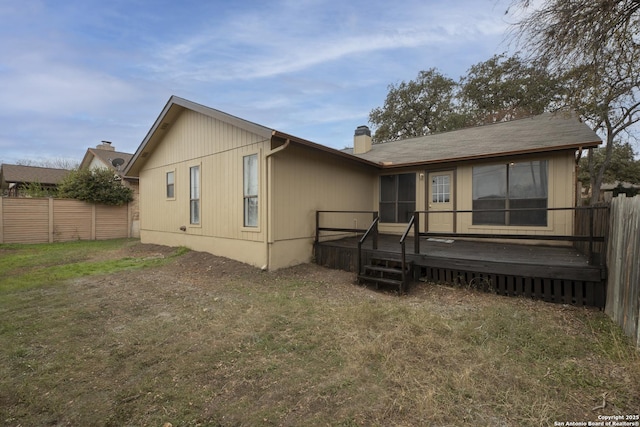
top-left (590, 129), bottom-right (615, 204)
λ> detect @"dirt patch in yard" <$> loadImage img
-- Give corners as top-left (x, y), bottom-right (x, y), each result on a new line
top-left (2, 242), bottom-right (638, 427)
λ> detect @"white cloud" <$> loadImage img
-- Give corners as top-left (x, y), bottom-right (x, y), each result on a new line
top-left (146, 0), bottom-right (511, 82)
top-left (0, 0), bottom-right (522, 164)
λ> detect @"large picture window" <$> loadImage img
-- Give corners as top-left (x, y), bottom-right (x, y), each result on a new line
top-left (380, 173), bottom-right (416, 223)
top-left (243, 154), bottom-right (258, 227)
top-left (472, 160), bottom-right (548, 226)
top-left (190, 165), bottom-right (200, 225)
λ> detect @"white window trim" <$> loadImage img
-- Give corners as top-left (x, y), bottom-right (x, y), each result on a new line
top-left (189, 163), bottom-right (201, 228)
top-left (241, 150), bottom-right (261, 232)
top-left (166, 169), bottom-right (176, 201)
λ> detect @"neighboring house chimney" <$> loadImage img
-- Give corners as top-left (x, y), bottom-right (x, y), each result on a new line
top-left (97, 141), bottom-right (115, 151)
top-left (353, 125), bottom-right (372, 154)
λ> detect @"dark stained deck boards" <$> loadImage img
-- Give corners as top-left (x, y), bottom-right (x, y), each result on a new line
top-left (316, 234), bottom-right (605, 283)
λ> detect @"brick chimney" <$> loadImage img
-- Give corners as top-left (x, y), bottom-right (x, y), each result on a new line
top-left (97, 141), bottom-right (115, 151)
top-left (353, 125), bottom-right (371, 154)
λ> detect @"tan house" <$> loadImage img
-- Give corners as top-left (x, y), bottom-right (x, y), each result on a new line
top-left (80, 141), bottom-right (140, 237)
top-left (125, 96), bottom-right (601, 270)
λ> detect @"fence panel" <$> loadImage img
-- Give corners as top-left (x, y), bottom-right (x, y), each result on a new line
top-left (2, 198), bottom-right (50, 243)
top-left (53, 199), bottom-right (93, 242)
top-left (0, 197), bottom-right (129, 244)
top-left (95, 204), bottom-right (128, 240)
top-left (574, 203), bottom-right (610, 261)
top-left (605, 195), bottom-right (640, 349)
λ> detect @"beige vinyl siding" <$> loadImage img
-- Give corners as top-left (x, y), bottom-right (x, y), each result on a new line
top-left (141, 110), bottom-right (268, 170)
top-left (138, 108), bottom-right (270, 267)
top-left (269, 144), bottom-right (375, 269)
top-left (456, 152), bottom-right (575, 239)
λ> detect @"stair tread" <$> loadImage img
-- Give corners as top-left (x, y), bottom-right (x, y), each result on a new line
top-left (364, 265), bottom-right (407, 274)
top-left (358, 275), bottom-right (404, 286)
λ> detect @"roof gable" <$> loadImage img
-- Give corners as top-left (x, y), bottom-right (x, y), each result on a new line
top-left (350, 112), bottom-right (602, 167)
top-left (80, 148), bottom-right (133, 173)
top-left (125, 96), bottom-right (273, 176)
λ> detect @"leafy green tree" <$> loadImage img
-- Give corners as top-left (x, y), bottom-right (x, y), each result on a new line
top-left (578, 141), bottom-right (640, 187)
top-left (58, 168), bottom-right (133, 206)
top-left (509, 0), bottom-right (640, 203)
top-left (369, 68), bottom-right (464, 143)
top-left (22, 181), bottom-right (58, 198)
top-left (459, 54), bottom-right (559, 126)
top-left (368, 55), bottom-right (560, 143)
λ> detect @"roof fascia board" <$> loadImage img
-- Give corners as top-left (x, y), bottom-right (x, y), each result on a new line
top-left (376, 141), bottom-right (600, 170)
top-left (173, 97), bottom-right (272, 139)
top-left (124, 97), bottom-right (177, 176)
top-left (79, 149), bottom-right (96, 170)
top-left (272, 130), bottom-right (380, 169)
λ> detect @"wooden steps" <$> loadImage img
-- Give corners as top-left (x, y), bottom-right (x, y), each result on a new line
top-left (358, 257), bottom-right (412, 294)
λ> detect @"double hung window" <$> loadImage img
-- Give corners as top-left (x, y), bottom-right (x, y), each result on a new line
top-left (190, 166), bottom-right (200, 225)
top-left (166, 171), bottom-right (175, 198)
top-left (243, 154), bottom-right (258, 227)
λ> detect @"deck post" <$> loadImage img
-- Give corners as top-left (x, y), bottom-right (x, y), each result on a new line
top-left (414, 212), bottom-right (420, 254)
top-left (315, 210), bottom-right (320, 244)
top-left (357, 240), bottom-right (362, 276)
top-left (589, 206), bottom-right (594, 264)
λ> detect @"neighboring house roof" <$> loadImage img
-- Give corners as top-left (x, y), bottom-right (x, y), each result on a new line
top-left (0, 164), bottom-right (70, 185)
top-left (344, 112), bottom-right (601, 168)
top-left (125, 96), bottom-right (379, 176)
top-left (81, 148), bottom-right (133, 171)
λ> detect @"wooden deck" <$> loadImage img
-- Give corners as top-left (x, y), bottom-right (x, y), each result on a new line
top-left (314, 234), bottom-right (607, 307)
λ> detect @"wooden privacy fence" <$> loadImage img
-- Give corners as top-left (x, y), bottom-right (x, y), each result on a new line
top-left (574, 202), bottom-right (610, 264)
top-left (0, 197), bottom-right (130, 244)
top-left (605, 195), bottom-right (640, 350)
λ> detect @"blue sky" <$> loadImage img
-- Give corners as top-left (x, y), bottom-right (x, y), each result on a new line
top-left (0, 0), bottom-right (523, 165)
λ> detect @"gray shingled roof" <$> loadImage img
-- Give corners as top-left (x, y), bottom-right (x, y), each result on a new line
top-left (348, 112), bottom-right (601, 166)
top-left (1, 164), bottom-right (70, 185)
top-left (88, 148), bottom-right (133, 171)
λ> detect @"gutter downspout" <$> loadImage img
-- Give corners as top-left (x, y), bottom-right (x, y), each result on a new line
top-left (263, 135), bottom-right (291, 270)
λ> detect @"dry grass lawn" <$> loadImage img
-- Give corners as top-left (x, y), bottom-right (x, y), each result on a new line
top-left (1, 240), bottom-right (639, 426)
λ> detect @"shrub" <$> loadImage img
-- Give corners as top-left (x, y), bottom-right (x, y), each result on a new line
top-left (57, 168), bottom-right (133, 205)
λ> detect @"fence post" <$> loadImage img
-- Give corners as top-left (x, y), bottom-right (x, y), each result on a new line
top-left (127, 201), bottom-right (132, 238)
top-left (0, 197), bottom-right (3, 244)
top-left (48, 198), bottom-right (54, 243)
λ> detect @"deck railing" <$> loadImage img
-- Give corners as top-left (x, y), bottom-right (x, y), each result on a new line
top-left (399, 214), bottom-right (415, 286)
top-left (315, 210), bottom-right (379, 245)
top-left (357, 216), bottom-right (380, 276)
top-left (408, 205), bottom-right (609, 265)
